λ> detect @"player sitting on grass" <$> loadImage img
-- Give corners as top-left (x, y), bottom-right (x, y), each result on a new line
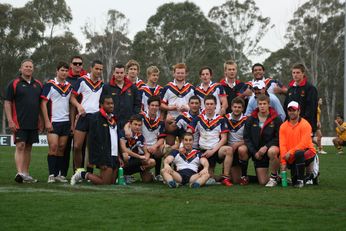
top-left (161, 132), bottom-right (209, 188)
top-left (121, 115), bottom-right (156, 183)
top-left (70, 95), bottom-right (120, 185)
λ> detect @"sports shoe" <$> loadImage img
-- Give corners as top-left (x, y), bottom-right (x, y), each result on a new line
top-left (167, 180), bottom-right (177, 188)
top-left (239, 176), bottom-right (249, 186)
top-left (337, 150), bottom-right (344, 154)
top-left (318, 150), bottom-right (327, 154)
top-left (48, 174), bottom-right (56, 183)
top-left (15, 173), bottom-right (24, 183)
top-left (190, 182), bottom-right (200, 188)
top-left (71, 168), bottom-right (84, 185)
top-left (55, 175), bottom-right (68, 183)
top-left (221, 177), bottom-right (233, 187)
top-left (265, 177), bottom-right (278, 187)
top-left (205, 178), bottom-right (217, 185)
top-left (124, 175), bottom-right (136, 184)
top-left (294, 180), bottom-right (304, 188)
top-left (154, 175), bottom-right (163, 182)
top-left (23, 175), bottom-right (38, 183)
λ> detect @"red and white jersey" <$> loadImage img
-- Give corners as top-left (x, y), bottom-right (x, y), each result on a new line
top-left (73, 74), bottom-right (103, 114)
top-left (194, 82), bottom-right (226, 114)
top-left (188, 113), bottom-right (228, 150)
top-left (139, 111), bottom-right (166, 146)
top-left (41, 78), bottom-right (73, 122)
top-left (139, 84), bottom-right (162, 113)
top-left (224, 113), bottom-right (247, 145)
top-left (161, 80), bottom-right (195, 118)
top-left (170, 149), bottom-right (203, 172)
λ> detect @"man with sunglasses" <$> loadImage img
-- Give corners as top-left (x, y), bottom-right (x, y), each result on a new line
top-left (61, 56), bottom-right (88, 180)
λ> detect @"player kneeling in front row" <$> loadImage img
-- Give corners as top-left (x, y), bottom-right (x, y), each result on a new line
top-left (120, 115), bottom-right (156, 183)
top-left (161, 132), bottom-right (210, 188)
top-left (279, 101), bottom-right (318, 188)
top-left (71, 95), bottom-right (120, 185)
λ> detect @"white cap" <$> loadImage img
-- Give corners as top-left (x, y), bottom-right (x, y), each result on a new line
top-left (287, 101), bottom-right (300, 110)
top-left (252, 80), bottom-right (266, 90)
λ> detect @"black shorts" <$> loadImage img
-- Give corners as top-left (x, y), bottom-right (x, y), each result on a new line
top-left (14, 129), bottom-right (39, 144)
top-left (94, 156), bottom-right (119, 170)
top-left (75, 113), bottom-right (92, 132)
top-left (178, 168), bottom-right (196, 185)
top-left (50, 121), bottom-right (70, 136)
top-left (232, 149), bottom-right (240, 167)
top-left (342, 141), bottom-right (346, 146)
top-left (123, 157), bottom-right (143, 175)
top-left (200, 149), bottom-right (224, 167)
top-left (287, 155), bottom-right (315, 169)
top-left (252, 152), bottom-right (270, 169)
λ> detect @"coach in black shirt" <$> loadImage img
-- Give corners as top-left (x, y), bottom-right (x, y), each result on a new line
top-left (4, 59), bottom-right (43, 183)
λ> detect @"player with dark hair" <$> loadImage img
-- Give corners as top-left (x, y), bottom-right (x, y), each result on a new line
top-left (187, 95), bottom-right (233, 186)
top-left (41, 62), bottom-right (73, 183)
top-left (120, 115), bottom-right (155, 183)
top-left (70, 60), bottom-right (104, 170)
top-left (71, 95), bottom-right (120, 185)
top-left (161, 132), bottom-right (210, 188)
top-left (101, 63), bottom-right (141, 129)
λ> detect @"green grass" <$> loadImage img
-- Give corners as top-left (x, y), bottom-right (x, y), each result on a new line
top-left (0, 146), bottom-right (345, 230)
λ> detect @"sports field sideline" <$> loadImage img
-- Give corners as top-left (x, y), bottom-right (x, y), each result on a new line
top-left (0, 146), bottom-right (345, 230)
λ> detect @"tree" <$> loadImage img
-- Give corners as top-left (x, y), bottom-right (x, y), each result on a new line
top-left (0, 3), bottom-right (45, 133)
top-left (208, 0), bottom-right (273, 76)
top-left (26, 0), bottom-right (75, 79)
top-left (31, 32), bottom-right (82, 80)
top-left (264, 0), bottom-right (344, 135)
top-left (83, 9), bottom-right (131, 82)
top-left (132, 2), bottom-right (227, 85)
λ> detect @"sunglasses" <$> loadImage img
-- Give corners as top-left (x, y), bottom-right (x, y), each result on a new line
top-left (72, 62), bottom-right (83, 66)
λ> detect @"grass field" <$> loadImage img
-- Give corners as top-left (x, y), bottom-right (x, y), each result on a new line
top-left (0, 146), bottom-right (345, 230)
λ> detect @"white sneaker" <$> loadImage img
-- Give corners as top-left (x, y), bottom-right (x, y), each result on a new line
top-left (294, 180), bottom-right (304, 188)
top-left (55, 175), bottom-right (68, 183)
top-left (70, 168), bottom-right (84, 185)
top-left (318, 150), bottom-right (327, 155)
top-left (206, 178), bottom-right (217, 185)
top-left (48, 174), bottom-right (56, 183)
top-left (154, 175), bottom-right (163, 182)
top-left (23, 175), bottom-right (38, 183)
top-left (265, 177), bottom-right (278, 187)
top-left (337, 150), bottom-right (344, 154)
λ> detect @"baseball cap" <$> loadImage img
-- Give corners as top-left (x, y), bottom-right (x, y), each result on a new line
top-left (287, 101), bottom-right (300, 110)
top-left (252, 80), bottom-right (266, 90)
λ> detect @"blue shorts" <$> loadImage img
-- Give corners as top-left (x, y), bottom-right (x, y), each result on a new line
top-left (178, 168), bottom-right (196, 185)
top-left (50, 121), bottom-right (70, 136)
top-left (14, 129), bottom-right (39, 144)
top-left (123, 157), bottom-right (143, 175)
top-left (75, 114), bottom-right (92, 132)
top-left (200, 149), bottom-right (224, 167)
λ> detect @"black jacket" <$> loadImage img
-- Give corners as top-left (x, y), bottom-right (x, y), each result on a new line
top-left (284, 77), bottom-right (318, 132)
top-left (88, 109), bottom-right (118, 168)
top-left (101, 77), bottom-right (141, 129)
top-left (244, 107), bottom-right (282, 157)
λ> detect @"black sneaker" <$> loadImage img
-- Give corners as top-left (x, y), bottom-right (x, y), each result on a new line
top-left (294, 180), bottom-right (304, 188)
top-left (15, 173), bottom-right (24, 183)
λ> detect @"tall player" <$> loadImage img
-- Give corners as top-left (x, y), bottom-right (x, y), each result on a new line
top-left (41, 62), bottom-right (73, 183)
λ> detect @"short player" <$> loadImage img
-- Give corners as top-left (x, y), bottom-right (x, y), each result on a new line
top-left (41, 62), bottom-right (73, 183)
top-left (187, 95), bottom-right (233, 186)
top-left (333, 114), bottom-right (346, 154)
top-left (120, 115), bottom-right (155, 183)
top-left (71, 95), bottom-right (120, 185)
top-left (161, 132), bottom-right (210, 188)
